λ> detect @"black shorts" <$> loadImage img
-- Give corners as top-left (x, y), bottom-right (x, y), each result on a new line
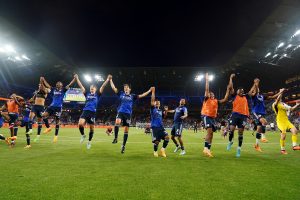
top-left (171, 122), bottom-right (183, 137)
top-left (229, 113), bottom-right (248, 129)
top-left (32, 105), bottom-right (45, 118)
top-left (116, 112), bottom-right (131, 127)
top-left (202, 115), bottom-right (217, 132)
top-left (80, 110), bottom-right (96, 125)
top-left (151, 127), bottom-right (168, 142)
top-left (45, 106), bottom-right (62, 119)
top-left (8, 113), bottom-right (19, 125)
top-left (252, 113), bottom-right (265, 126)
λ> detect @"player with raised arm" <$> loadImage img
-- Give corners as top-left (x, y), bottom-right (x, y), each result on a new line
top-left (76, 74), bottom-right (110, 149)
top-left (26, 77), bottom-right (51, 144)
top-left (40, 76), bottom-right (76, 143)
top-left (248, 78), bottom-right (284, 152)
top-left (272, 90), bottom-right (300, 154)
top-left (201, 73), bottom-right (232, 157)
top-left (226, 75), bottom-right (250, 157)
top-left (110, 75), bottom-right (152, 154)
top-left (165, 99), bottom-right (188, 155)
top-left (150, 87), bottom-right (169, 157)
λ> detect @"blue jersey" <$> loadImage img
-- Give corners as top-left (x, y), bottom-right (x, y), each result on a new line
top-left (23, 104), bottom-right (31, 122)
top-left (251, 94), bottom-right (266, 115)
top-left (173, 106), bottom-right (188, 123)
top-left (150, 106), bottom-right (163, 128)
top-left (117, 91), bottom-right (138, 115)
top-left (83, 92), bottom-right (101, 112)
top-left (50, 88), bottom-right (66, 108)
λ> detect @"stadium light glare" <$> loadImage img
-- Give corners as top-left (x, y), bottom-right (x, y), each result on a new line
top-left (277, 42), bottom-right (284, 48)
top-left (265, 52), bottom-right (271, 58)
top-left (272, 54), bottom-right (278, 58)
top-left (286, 44), bottom-right (292, 49)
top-left (194, 74), bottom-right (204, 81)
top-left (84, 74), bottom-right (92, 82)
top-left (0, 47), bottom-right (5, 53)
top-left (21, 54), bottom-right (30, 60)
top-left (14, 56), bottom-right (22, 61)
top-left (292, 29), bottom-right (300, 38)
top-left (208, 75), bottom-right (214, 81)
top-left (94, 74), bottom-right (104, 82)
top-left (4, 44), bottom-right (16, 53)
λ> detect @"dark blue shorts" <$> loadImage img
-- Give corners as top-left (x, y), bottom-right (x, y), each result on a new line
top-left (8, 113), bottom-right (19, 125)
top-left (32, 105), bottom-right (45, 118)
top-left (45, 106), bottom-right (62, 119)
top-left (202, 115), bottom-right (217, 132)
top-left (116, 112), bottom-right (131, 127)
top-left (252, 113), bottom-right (265, 126)
top-left (171, 122), bottom-right (183, 137)
top-left (151, 127), bottom-right (168, 142)
top-left (80, 110), bottom-right (96, 125)
top-left (229, 113), bottom-right (248, 129)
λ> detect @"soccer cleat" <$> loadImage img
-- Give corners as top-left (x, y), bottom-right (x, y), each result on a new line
top-left (203, 149), bottom-right (214, 157)
top-left (24, 145), bottom-right (31, 149)
top-left (112, 138), bottom-right (118, 144)
top-left (53, 136), bottom-right (58, 143)
top-left (226, 142), bottom-right (233, 151)
top-left (261, 138), bottom-right (268, 143)
top-left (281, 150), bottom-right (288, 155)
top-left (80, 135), bottom-right (86, 144)
top-left (27, 129), bottom-right (33, 135)
top-left (10, 140), bottom-right (15, 148)
top-left (159, 148), bottom-right (167, 157)
top-left (5, 137), bottom-right (11, 145)
top-left (174, 146), bottom-right (181, 153)
top-left (153, 151), bottom-right (158, 157)
top-left (87, 142), bottom-right (91, 149)
top-left (236, 148), bottom-right (241, 158)
top-left (43, 128), bottom-right (52, 134)
top-left (121, 145), bottom-right (125, 154)
top-left (292, 146), bottom-right (300, 150)
top-left (254, 144), bottom-right (263, 152)
top-left (179, 150), bottom-right (186, 155)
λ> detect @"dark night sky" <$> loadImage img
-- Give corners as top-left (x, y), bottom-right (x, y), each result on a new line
top-left (0, 0), bottom-right (280, 67)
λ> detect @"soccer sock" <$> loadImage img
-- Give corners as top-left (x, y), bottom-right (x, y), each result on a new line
top-left (114, 126), bottom-right (119, 139)
top-left (238, 134), bottom-right (243, 147)
top-left (280, 139), bottom-right (285, 150)
top-left (172, 138), bottom-right (179, 146)
top-left (292, 134), bottom-right (298, 147)
top-left (43, 118), bottom-right (50, 128)
top-left (55, 124), bottom-right (60, 136)
top-left (25, 122), bottom-right (29, 133)
top-left (181, 146), bottom-right (185, 150)
top-left (204, 141), bottom-right (209, 149)
top-left (0, 135), bottom-right (5, 140)
top-left (261, 133), bottom-right (266, 139)
top-left (88, 130), bottom-right (94, 141)
top-left (79, 126), bottom-right (84, 135)
top-left (29, 120), bottom-right (33, 130)
top-left (26, 134), bottom-right (30, 145)
top-left (256, 133), bottom-right (261, 145)
top-left (153, 143), bottom-right (158, 151)
top-left (162, 139), bottom-right (169, 148)
top-left (229, 131), bottom-right (234, 142)
top-left (37, 122), bottom-right (42, 135)
top-left (123, 133), bottom-right (128, 146)
top-left (14, 126), bottom-right (18, 137)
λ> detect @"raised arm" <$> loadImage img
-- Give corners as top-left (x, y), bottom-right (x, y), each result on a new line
top-left (74, 74), bottom-right (86, 94)
top-left (11, 94), bottom-right (24, 106)
top-left (151, 87), bottom-right (156, 106)
top-left (248, 78), bottom-right (259, 96)
top-left (40, 77), bottom-right (50, 94)
top-left (204, 73), bottom-right (209, 97)
top-left (138, 87), bottom-right (152, 99)
top-left (41, 77), bottom-right (52, 89)
top-left (65, 76), bottom-right (76, 90)
top-left (219, 74), bottom-right (234, 103)
top-left (99, 75), bottom-right (111, 94)
top-left (291, 101), bottom-right (300, 111)
top-left (266, 88), bottom-right (285, 100)
top-left (274, 88), bottom-right (285, 105)
top-left (109, 76), bottom-right (118, 94)
top-left (164, 106), bottom-right (175, 113)
top-left (228, 73), bottom-right (235, 94)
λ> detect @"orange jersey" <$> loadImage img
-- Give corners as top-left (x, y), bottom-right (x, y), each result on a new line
top-left (201, 98), bottom-right (218, 118)
top-left (232, 95), bottom-right (249, 116)
top-left (7, 100), bottom-right (19, 113)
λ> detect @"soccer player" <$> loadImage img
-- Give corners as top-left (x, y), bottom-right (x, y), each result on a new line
top-left (106, 126), bottom-right (113, 136)
top-left (76, 74), bottom-right (110, 149)
top-left (109, 76), bottom-right (153, 153)
top-left (27, 77), bottom-right (51, 143)
top-left (150, 87), bottom-right (169, 157)
top-left (248, 78), bottom-right (284, 152)
top-left (40, 76), bottom-right (76, 143)
top-left (0, 93), bottom-right (25, 146)
top-left (272, 89), bottom-right (300, 154)
top-left (21, 101), bottom-right (32, 148)
top-left (193, 121), bottom-right (198, 133)
top-left (201, 73), bottom-right (233, 157)
top-left (0, 115), bottom-right (10, 145)
top-left (165, 99), bottom-right (188, 155)
top-left (226, 75), bottom-right (250, 157)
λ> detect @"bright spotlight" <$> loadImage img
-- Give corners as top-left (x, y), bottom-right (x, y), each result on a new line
top-left (272, 54), bottom-right (278, 58)
top-left (286, 44), bottom-right (292, 49)
top-left (292, 29), bottom-right (300, 38)
top-left (194, 74), bottom-right (204, 81)
top-left (277, 42), bottom-right (285, 48)
top-left (21, 54), bottom-right (30, 60)
top-left (208, 75), bottom-right (214, 81)
top-left (0, 47), bottom-right (5, 53)
top-left (94, 74), bottom-right (104, 82)
top-left (14, 56), bottom-right (22, 61)
top-left (4, 45), bottom-right (16, 53)
top-left (84, 74), bottom-right (92, 82)
top-left (283, 54), bottom-right (288, 57)
top-left (265, 52), bottom-right (271, 58)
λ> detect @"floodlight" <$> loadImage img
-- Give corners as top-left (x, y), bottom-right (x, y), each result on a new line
top-left (292, 29), bottom-right (300, 38)
top-left (265, 52), bottom-right (271, 58)
top-left (94, 74), bottom-right (104, 82)
top-left (84, 74), bottom-right (92, 82)
top-left (277, 42), bottom-right (284, 48)
top-left (272, 54), bottom-right (278, 58)
top-left (208, 75), bottom-right (214, 81)
top-left (22, 54), bottom-right (30, 60)
top-left (4, 45), bottom-right (16, 53)
top-left (194, 74), bottom-right (204, 81)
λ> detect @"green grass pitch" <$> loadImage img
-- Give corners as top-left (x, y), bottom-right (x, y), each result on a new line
top-left (0, 127), bottom-right (300, 200)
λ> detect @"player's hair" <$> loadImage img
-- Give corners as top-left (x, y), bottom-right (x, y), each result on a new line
top-left (237, 87), bottom-right (244, 90)
top-left (90, 84), bottom-right (97, 89)
top-left (123, 83), bottom-right (131, 89)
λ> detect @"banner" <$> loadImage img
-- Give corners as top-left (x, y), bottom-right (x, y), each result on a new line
top-left (63, 88), bottom-right (86, 102)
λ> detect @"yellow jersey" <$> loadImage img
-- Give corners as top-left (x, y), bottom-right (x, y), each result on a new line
top-left (272, 102), bottom-right (290, 123)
